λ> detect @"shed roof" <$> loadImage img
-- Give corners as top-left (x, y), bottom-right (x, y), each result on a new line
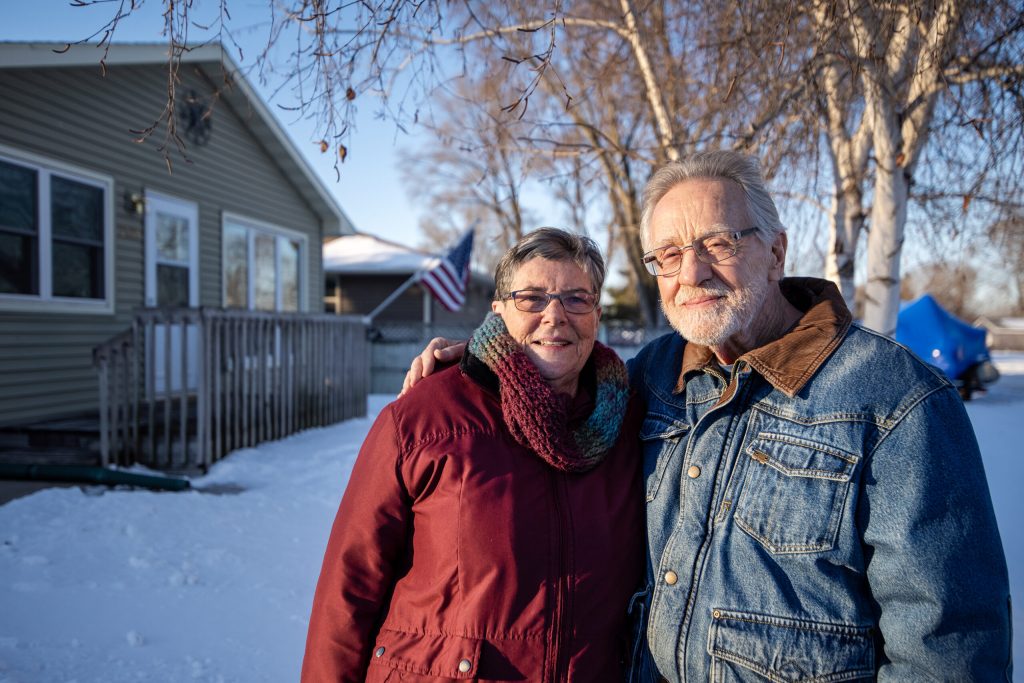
top-left (0, 41), bottom-right (356, 236)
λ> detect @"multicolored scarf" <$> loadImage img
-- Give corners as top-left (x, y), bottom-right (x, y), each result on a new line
top-left (467, 313), bottom-right (630, 473)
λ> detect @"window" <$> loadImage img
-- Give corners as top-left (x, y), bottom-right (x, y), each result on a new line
top-left (0, 147), bottom-right (113, 313)
top-left (222, 214), bottom-right (305, 312)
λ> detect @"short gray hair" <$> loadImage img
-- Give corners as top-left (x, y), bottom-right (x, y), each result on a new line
top-left (494, 227), bottom-right (606, 297)
top-left (639, 150), bottom-right (785, 251)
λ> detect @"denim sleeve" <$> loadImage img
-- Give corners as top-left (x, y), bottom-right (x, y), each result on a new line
top-left (858, 385), bottom-right (1012, 680)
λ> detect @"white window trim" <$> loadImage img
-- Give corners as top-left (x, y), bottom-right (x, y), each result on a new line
top-left (144, 190), bottom-right (199, 308)
top-left (0, 143), bottom-right (115, 315)
top-left (221, 212), bottom-right (308, 312)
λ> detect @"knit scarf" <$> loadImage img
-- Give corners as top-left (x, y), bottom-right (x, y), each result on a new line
top-left (467, 313), bottom-right (630, 473)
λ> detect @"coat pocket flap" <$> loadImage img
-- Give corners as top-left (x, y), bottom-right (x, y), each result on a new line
top-left (745, 433), bottom-right (858, 481)
top-left (639, 415), bottom-right (689, 441)
top-left (707, 609), bottom-right (874, 682)
top-left (370, 628), bottom-right (483, 679)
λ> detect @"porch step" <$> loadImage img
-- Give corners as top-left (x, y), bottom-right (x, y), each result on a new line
top-left (0, 414), bottom-right (102, 454)
top-left (0, 413), bottom-right (101, 467)
top-left (0, 446), bottom-right (99, 467)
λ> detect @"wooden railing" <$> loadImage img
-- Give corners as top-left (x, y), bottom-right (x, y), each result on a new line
top-left (93, 308), bottom-right (369, 471)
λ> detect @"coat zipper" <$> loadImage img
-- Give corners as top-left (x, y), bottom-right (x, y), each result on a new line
top-left (549, 470), bottom-right (571, 682)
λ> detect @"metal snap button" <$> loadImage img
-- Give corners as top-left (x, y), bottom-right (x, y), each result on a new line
top-left (458, 658), bottom-right (472, 673)
top-left (687, 465), bottom-right (701, 478)
top-left (664, 570), bottom-right (678, 585)
top-left (374, 646), bottom-right (385, 657)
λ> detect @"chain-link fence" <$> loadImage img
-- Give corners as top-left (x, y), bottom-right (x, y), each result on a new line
top-left (368, 322), bottom-right (675, 393)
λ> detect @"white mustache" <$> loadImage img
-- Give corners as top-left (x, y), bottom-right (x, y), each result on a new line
top-left (673, 284), bottom-right (730, 306)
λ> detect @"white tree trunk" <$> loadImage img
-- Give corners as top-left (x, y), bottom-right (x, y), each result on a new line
top-left (850, 0), bottom-right (963, 334)
top-left (824, 184), bottom-right (864, 307)
top-left (862, 157), bottom-right (909, 335)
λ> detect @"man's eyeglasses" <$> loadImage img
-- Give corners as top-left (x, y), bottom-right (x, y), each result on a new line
top-left (502, 290), bottom-right (599, 314)
top-left (642, 227), bottom-right (759, 277)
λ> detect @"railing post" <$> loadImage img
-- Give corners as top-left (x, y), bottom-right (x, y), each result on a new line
top-left (197, 309), bottom-right (209, 471)
top-left (98, 356), bottom-right (110, 468)
top-left (131, 319), bottom-right (140, 463)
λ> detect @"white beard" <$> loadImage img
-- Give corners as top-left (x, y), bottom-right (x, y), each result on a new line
top-left (660, 276), bottom-right (770, 348)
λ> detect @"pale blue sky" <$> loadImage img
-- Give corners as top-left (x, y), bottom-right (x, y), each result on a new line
top-left (0, 0), bottom-right (432, 247)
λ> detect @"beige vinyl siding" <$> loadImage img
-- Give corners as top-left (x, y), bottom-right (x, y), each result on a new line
top-left (0, 61), bottom-right (325, 427)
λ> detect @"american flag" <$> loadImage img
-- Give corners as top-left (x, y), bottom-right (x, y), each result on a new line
top-left (419, 229), bottom-right (475, 312)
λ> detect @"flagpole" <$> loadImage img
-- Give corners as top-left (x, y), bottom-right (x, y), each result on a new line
top-left (362, 271), bottom-right (423, 325)
top-left (367, 223), bottom-right (476, 325)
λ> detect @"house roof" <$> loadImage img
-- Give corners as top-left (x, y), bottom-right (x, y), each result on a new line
top-left (975, 316), bottom-right (1024, 331)
top-left (324, 233), bottom-right (438, 275)
top-left (323, 233), bottom-right (493, 284)
top-left (0, 41), bottom-right (356, 236)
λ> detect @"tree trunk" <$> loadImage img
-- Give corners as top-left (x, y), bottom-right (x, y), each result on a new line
top-left (863, 153), bottom-right (909, 335)
top-left (824, 174), bottom-right (866, 307)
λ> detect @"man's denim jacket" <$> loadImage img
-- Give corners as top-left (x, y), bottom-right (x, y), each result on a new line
top-left (628, 278), bottom-right (1012, 682)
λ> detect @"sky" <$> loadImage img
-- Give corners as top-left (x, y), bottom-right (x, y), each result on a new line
top-left (0, 352), bottom-right (1021, 681)
top-left (0, 0), bottom-right (435, 248)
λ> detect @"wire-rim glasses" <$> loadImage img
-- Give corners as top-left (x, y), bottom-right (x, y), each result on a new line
top-left (642, 227), bottom-right (759, 277)
top-left (502, 289), bottom-right (599, 314)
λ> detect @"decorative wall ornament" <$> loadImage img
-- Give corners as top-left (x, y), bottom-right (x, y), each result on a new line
top-left (178, 90), bottom-right (212, 146)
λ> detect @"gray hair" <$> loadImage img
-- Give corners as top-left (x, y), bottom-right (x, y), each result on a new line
top-left (638, 150), bottom-right (785, 251)
top-left (494, 227), bottom-right (606, 297)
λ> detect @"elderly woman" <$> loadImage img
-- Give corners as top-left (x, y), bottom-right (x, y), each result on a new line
top-left (302, 228), bottom-right (643, 682)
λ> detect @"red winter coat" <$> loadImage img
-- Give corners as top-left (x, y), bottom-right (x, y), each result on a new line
top-left (302, 355), bottom-right (644, 682)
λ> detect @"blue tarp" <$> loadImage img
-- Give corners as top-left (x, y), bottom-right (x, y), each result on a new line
top-left (895, 294), bottom-right (990, 381)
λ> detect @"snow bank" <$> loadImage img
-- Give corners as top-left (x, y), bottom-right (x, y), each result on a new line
top-left (1, 364), bottom-right (1021, 681)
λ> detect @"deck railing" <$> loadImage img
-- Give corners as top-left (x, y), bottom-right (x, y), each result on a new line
top-left (93, 308), bottom-right (369, 471)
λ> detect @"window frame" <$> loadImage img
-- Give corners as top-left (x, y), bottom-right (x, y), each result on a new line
top-left (221, 212), bottom-right (307, 313)
top-left (144, 190), bottom-right (199, 309)
top-left (0, 144), bottom-right (115, 315)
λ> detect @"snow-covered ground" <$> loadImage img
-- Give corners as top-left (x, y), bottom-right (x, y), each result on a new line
top-left (1, 355), bottom-right (1021, 682)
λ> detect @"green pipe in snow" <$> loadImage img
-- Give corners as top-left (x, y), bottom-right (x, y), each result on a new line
top-left (0, 463), bottom-right (190, 492)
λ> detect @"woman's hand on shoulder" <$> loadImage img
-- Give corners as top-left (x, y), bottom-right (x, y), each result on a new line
top-left (399, 338), bottom-right (467, 396)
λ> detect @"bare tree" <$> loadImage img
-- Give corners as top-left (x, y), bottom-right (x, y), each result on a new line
top-left (800, 0), bottom-right (1024, 334)
top-left (67, 0), bottom-right (1022, 329)
top-left (987, 213), bottom-right (1024, 313)
top-left (400, 73), bottom-right (539, 274)
top-left (901, 261), bottom-right (981, 321)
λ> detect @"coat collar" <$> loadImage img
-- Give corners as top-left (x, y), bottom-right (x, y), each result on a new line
top-left (674, 277), bottom-right (853, 398)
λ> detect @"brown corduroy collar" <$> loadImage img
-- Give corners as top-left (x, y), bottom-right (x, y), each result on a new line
top-left (674, 277), bottom-right (853, 398)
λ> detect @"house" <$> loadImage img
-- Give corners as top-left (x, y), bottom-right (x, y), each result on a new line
top-left (974, 316), bottom-right (1024, 351)
top-left (323, 232), bottom-right (493, 336)
top-left (323, 232), bottom-right (493, 393)
top-left (0, 42), bottom-right (366, 468)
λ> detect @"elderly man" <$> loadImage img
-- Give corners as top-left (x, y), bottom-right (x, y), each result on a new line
top-left (404, 151), bottom-right (1012, 681)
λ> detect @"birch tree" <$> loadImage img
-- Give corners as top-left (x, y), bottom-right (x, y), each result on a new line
top-left (806, 0), bottom-right (1023, 334)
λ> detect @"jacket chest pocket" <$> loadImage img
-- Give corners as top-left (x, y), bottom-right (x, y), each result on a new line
top-left (640, 415), bottom-right (690, 502)
top-left (734, 431), bottom-right (859, 554)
